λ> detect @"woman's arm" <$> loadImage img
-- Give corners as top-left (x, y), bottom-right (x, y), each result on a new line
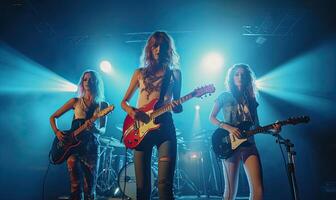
top-left (209, 100), bottom-right (242, 138)
top-left (121, 69), bottom-right (141, 118)
top-left (50, 98), bottom-right (77, 140)
top-left (172, 69), bottom-right (182, 113)
top-left (209, 100), bottom-right (224, 127)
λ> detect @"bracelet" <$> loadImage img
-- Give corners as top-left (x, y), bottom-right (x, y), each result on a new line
top-left (218, 121), bottom-right (225, 128)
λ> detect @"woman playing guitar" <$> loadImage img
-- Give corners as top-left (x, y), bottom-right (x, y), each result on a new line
top-left (209, 64), bottom-right (281, 200)
top-left (50, 70), bottom-right (108, 200)
top-left (121, 31), bottom-right (182, 200)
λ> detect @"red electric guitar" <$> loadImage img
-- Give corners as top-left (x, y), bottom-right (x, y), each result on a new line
top-left (122, 84), bottom-right (216, 149)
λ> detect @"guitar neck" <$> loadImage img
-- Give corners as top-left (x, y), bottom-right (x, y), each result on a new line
top-left (70, 105), bottom-right (114, 138)
top-left (245, 120), bottom-right (290, 136)
top-left (151, 92), bottom-right (194, 119)
top-left (73, 115), bottom-right (98, 137)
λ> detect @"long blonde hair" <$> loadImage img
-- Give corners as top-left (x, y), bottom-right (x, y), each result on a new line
top-left (77, 70), bottom-right (104, 103)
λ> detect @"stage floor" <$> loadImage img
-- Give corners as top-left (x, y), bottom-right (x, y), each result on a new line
top-left (98, 195), bottom-right (249, 200)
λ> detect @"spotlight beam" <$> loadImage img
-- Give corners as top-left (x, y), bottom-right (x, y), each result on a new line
top-left (256, 41), bottom-right (336, 113)
top-left (0, 43), bottom-right (77, 93)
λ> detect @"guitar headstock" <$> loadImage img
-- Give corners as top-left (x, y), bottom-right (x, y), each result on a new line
top-left (193, 84), bottom-right (216, 98)
top-left (96, 105), bottom-right (115, 118)
top-left (286, 116), bottom-right (310, 125)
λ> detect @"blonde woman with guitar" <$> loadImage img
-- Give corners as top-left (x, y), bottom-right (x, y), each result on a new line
top-left (50, 70), bottom-right (111, 200)
top-left (209, 64), bottom-right (281, 200)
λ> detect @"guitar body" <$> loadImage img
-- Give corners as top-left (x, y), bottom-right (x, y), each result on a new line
top-left (49, 119), bottom-right (85, 164)
top-left (122, 84), bottom-right (216, 149)
top-left (123, 99), bottom-right (161, 149)
top-left (212, 121), bottom-right (252, 159)
top-left (211, 116), bottom-right (310, 159)
top-left (49, 105), bottom-right (115, 164)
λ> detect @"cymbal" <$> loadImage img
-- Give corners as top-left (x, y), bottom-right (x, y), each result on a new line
top-left (99, 136), bottom-right (125, 148)
top-left (193, 134), bottom-right (210, 140)
top-left (177, 136), bottom-right (184, 144)
top-left (192, 129), bottom-right (214, 135)
top-left (175, 128), bottom-right (182, 136)
top-left (190, 129), bottom-right (215, 140)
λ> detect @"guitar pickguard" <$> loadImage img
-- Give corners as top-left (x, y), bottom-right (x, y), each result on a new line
top-left (230, 134), bottom-right (247, 150)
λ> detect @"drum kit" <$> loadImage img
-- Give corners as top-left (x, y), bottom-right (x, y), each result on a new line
top-left (96, 128), bottom-right (224, 199)
top-left (96, 136), bottom-right (128, 197)
top-left (97, 134), bottom-right (157, 199)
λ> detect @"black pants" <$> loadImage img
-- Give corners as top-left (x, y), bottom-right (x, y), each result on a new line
top-left (134, 113), bottom-right (177, 200)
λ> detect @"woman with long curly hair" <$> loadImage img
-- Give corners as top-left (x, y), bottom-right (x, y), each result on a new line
top-left (209, 64), bottom-right (281, 200)
top-left (121, 31), bottom-right (182, 199)
top-left (50, 70), bottom-right (108, 200)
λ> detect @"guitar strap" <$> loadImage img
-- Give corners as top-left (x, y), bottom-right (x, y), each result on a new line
top-left (85, 102), bottom-right (99, 120)
top-left (242, 91), bottom-right (256, 125)
top-left (155, 68), bottom-right (172, 109)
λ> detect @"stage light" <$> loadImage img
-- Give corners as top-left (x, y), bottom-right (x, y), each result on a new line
top-left (59, 82), bottom-right (78, 92)
top-left (195, 105), bottom-right (200, 111)
top-left (114, 187), bottom-right (120, 196)
top-left (0, 43), bottom-right (77, 93)
top-left (201, 52), bottom-right (224, 72)
top-left (255, 79), bottom-right (262, 90)
top-left (256, 41), bottom-right (336, 113)
top-left (100, 60), bottom-right (112, 74)
top-left (192, 104), bottom-right (201, 134)
top-left (256, 36), bottom-right (267, 45)
top-left (190, 152), bottom-right (199, 159)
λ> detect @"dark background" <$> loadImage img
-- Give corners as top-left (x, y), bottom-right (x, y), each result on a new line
top-left (0, 0), bottom-right (335, 199)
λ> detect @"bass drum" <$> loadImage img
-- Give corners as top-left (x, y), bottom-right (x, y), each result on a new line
top-left (118, 162), bottom-right (155, 199)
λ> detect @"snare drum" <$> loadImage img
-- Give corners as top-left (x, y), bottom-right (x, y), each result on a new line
top-left (118, 162), bottom-right (155, 199)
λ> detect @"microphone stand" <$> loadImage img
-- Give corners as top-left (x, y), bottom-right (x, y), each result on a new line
top-left (274, 134), bottom-right (300, 200)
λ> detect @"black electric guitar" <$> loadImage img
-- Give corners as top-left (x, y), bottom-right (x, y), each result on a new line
top-left (212, 116), bottom-right (310, 159)
top-left (49, 105), bottom-right (114, 164)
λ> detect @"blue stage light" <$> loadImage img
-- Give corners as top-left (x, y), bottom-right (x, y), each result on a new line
top-left (195, 105), bottom-right (201, 111)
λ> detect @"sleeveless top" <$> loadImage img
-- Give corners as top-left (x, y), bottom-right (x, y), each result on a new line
top-left (74, 98), bottom-right (100, 121)
top-left (72, 97), bottom-right (101, 154)
top-left (134, 69), bottom-right (178, 149)
top-left (137, 68), bottom-right (176, 108)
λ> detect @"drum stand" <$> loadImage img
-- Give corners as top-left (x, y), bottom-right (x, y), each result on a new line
top-left (174, 144), bottom-right (201, 197)
top-left (96, 146), bottom-right (118, 196)
top-left (198, 149), bottom-right (221, 197)
top-left (206, 148), bottom-right (222, 196)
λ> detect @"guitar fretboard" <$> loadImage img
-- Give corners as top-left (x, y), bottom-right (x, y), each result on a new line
top-left (72, 105), bottom-right (114, 138)
top-left (73, 115), bottom-right (98, 137)
top-left (151, 92), bottom-right (194, 119)
top-left (245, 120), bottom-right (292, 136)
